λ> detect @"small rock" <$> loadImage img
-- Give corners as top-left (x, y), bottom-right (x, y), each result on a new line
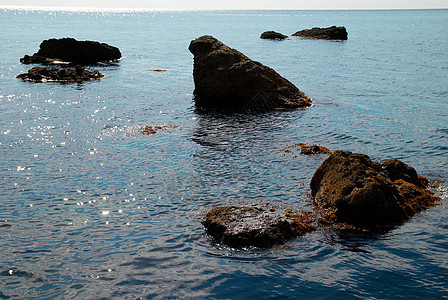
top-left (292, 26), bottom-right (348, 40)
top-left (260, 31), bottom-right (288, 40)
top-left (280, 143), bottom-right (332, 157)
top-left (139, 125), bottom-right (182, 135)
top-left (202, 205), bottom-right (315, 248)
top-left (17, 66), bottom-right (104, 82)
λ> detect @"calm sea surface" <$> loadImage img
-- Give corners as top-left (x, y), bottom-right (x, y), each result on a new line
top-left (0, 8), bottom-right (447, 299)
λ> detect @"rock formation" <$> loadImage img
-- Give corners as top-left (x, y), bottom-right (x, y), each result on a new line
top-left (17, 66), bottom-right (104, 82)
top-left (189, 35), bottom-right (311, 112)
top-left (20, 37), bottom-right (121, 65)
top-left (310, 150), bottom-right (440, 227)
top-left (202, 205), bottom-right (315, 248)
top-left (292, 26), bottom-right (348, 40)
top-left (260, 31), bottom-right (288, 40)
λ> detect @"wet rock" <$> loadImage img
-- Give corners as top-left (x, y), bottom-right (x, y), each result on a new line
top-left (310, 150), bottom-right (440, 227)
top-left (260, 31), bottom-right (288, 40)
top-left (188, 35), bottom-right (311, 113)
top-left (20, 37), bottom-right (121, 65)
top-left (292, 26), bottom-right (348, 40)
top-left (280, 143), bottom-right (332, 157)
top-left (139, 124), bottom-right (182, 135)
top-left (202, 205), bottom-right (315, 248)
top-left (17, 66), bottom-right (104, 82)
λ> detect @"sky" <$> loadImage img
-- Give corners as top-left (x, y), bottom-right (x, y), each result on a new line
top-left (0, 0), bottom-right (447, 10)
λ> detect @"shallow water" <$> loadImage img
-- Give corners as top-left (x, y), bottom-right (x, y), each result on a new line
top-left (0, 8), bottom-right (447, 299)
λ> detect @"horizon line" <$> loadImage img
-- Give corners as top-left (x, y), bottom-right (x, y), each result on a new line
top-left (1, 5), bottom-right (447, 12)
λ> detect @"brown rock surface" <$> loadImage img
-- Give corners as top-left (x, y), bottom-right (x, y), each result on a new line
top-left (310, 150), bottom-right (440, 227)
top-left (202, 205), bottom-right (315, 248)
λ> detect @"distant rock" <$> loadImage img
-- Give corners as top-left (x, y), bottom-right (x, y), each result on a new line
top-left (188, 35), bottom-right (311, 113)
top-left (17, 66), bottom-right (104, 82)
top-left (310, 150), bottom-right (440, 227)
top-left (202, 205), bottom-right (315, 248)
top-left (292, 26), bottom-right (348, 40)
top-left (260, 31), bottom-right (288, 40)
top-left (20, 37), bottom-right (121, 65)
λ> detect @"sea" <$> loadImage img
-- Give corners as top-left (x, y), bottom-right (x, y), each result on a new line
top-left (0, 7), bottom-right (447, 299)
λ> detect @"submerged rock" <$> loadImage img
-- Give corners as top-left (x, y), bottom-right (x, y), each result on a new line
top-left (17, 66), bottom-right (104, 82)
top-left (310, 150), bottom-right (440, 227)
top-left (188, 35), bottom-right (311, 113)
top-left (292, 26), bottom-right (348, 40)
top-left (139, 124), bottom-right (182, 135)
top-left (260, 31), bottom-right (288, 40)
top-left (202, 205), bottom-right (315, 248)
top-left (280, 143), bottom-right (332, 157)
top-left (20, 37), bottom-right (121, 65)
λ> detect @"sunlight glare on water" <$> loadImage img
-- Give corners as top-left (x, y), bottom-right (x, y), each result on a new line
top-left (0, 8), bottom-right (447, 299)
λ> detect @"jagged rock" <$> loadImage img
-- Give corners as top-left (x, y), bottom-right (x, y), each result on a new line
top-left (292, 26), bottom-right (348, 40)
top-left (20, 37), bottom-right (121, 65)
top-left (260, 31), bottom-right (288, 40)
top-left (17, 66), bottom-right (104, 82)
top-left (310, 150), bottom-right (440, 227)
top-left (188, 35), bottom-right (311, 113)
top-left (202, 205), bottom-right (315, 248)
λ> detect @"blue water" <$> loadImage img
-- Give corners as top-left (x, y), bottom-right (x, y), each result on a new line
top-left (0, 8), bottom-right (447, 299)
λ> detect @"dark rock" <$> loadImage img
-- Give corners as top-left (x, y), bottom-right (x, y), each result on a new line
top-left (310, 150), bottom-right (440, 227)
top-left (202, 205), bottom-right (315, 248)
top-left (260, 31), bottom-right (288, 40)
top-left (380, 159), bottom-right (427, 188)
top-left (17, 66), bottom-right (104, 82)
top-left (292, 26), bottom-right (348, 40)
top-left (20, 37), bottom-right (121, 65)
top-left (189, 35), bottom-right (311, 113)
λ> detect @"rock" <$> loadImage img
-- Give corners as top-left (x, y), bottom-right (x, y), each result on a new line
top-left (310, 150), bottom-right (440, 227)
top-left (280, 143), bottom-right (332, 157)
top-left (139, 124), bottom-right (182, 135)
top-left (260, 31), bottom-right (288, 40)
top-left (17, 66), bottom-right (104, 82)
top-left (202, 205), bottom-right (315, 248)
top-left (20, 37), bottom-right (121, 65)
top-left (189, 35), bottom-right (311, 113)
top-left (292, 26), bottom-right (348, 40)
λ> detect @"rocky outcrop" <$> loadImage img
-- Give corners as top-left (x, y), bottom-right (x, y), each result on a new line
top-left (20, 37), bottom-right (121, 65)
top-left (189, 35), bottom-right (311, 113)
top-left (310, 151), bottom-right (440, 227)
top-left (292, 26), bottom-right (348, 40)
top-left (17, 66), bottom-right (104, 82)
top-left (202, 206), bottom-right (315, 248)
top-left (260, 31), bottom-right (288, 40)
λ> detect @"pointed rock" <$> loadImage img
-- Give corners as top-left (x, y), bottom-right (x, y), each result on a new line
top-left (189, 35), bottom-right (311, 113)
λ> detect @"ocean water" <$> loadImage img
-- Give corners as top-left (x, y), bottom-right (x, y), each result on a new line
top-left (0, 7), bottom-right (447, 299)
